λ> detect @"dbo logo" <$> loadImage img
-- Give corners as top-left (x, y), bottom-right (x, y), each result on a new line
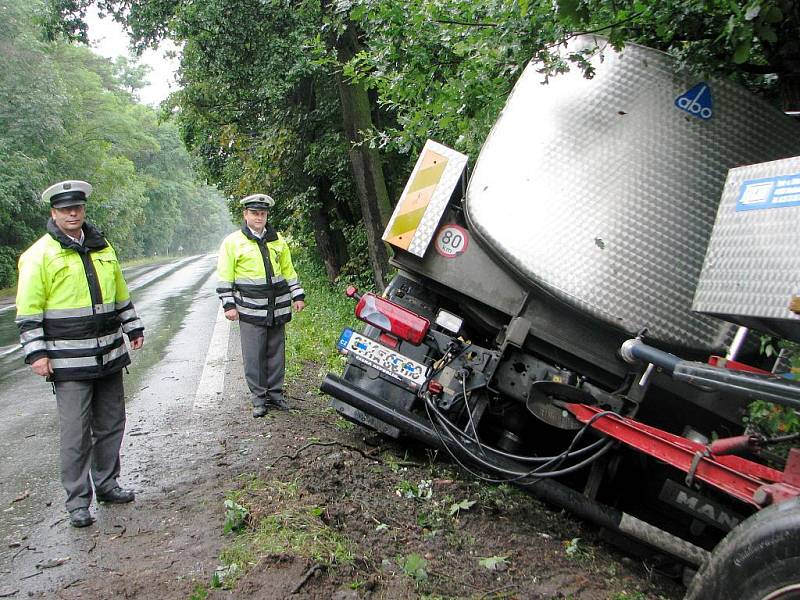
top-left (675, 82), bottom-right (713, 121)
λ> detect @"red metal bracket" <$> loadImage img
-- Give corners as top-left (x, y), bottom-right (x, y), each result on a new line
top-left (707, 355), bottom-right (772, 375)
top-left (564, 403), bottom-right (800, 507)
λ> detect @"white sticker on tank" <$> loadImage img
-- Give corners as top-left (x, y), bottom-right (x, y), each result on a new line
top-left (435, 224), bottom-right (469, 258)
top-left (737, 173), bottom-right (800, 211)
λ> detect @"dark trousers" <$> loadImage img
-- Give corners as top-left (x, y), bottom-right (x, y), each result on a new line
top-left (54, 371), bottom-right (125, 512)
top-left (239, 321), bottom-right (286, 407)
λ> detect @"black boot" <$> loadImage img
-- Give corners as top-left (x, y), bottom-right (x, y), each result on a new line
top-left (69, 507), bottom-right (94, 527)
top-left (268, 397), bottom-right (290, 411)
top-left (97, 487), bottom-right (135, 504)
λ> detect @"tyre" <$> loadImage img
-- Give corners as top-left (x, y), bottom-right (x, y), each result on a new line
top-left (684, 496), bottom-right (800, 600)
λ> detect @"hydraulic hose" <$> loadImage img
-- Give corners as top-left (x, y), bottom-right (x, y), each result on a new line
top-left (620, 338), bottom-right (800, 411)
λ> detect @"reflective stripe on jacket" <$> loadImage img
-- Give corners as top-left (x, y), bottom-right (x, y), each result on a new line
top-left (15, 219), bottom-right (144, 381)
top-left (216, 224), bottom-right (305, 327)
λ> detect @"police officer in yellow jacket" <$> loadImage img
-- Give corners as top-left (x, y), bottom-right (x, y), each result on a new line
top-left (15, 180), bottom-right (144, 528)
top-left (216, 193), bottom-right (305, 417)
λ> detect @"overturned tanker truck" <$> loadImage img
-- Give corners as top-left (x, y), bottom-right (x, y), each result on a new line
top-left (321, 36), bottom-right (800, 599)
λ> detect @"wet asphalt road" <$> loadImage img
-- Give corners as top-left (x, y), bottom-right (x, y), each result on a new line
top-left (0, 255), bottom-right (224, 584)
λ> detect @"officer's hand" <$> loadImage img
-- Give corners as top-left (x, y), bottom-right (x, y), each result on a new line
top-left (130, 336), bottom-right (144, 350)
top-left (31, 357), bottom-right (53, 377)
top-left (293, 300), bottom-right (305, 313)
top-left (224, 308), bottom-right (239, 321)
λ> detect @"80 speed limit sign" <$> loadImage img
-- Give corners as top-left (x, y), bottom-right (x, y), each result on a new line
top-left (434, 224), bottom-right (469, 258)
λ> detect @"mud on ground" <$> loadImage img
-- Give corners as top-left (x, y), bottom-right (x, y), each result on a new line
top-left (7, 342), bottom-right (684, 600)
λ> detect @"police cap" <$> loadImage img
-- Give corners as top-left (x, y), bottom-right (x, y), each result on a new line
top-left (240, 193), bottom-right (275, 210)
top-left (42, 180), bottom-right (92, 209)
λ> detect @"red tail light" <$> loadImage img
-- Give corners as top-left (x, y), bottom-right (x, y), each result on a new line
top-left (350, 290), bottom-right (430, 345)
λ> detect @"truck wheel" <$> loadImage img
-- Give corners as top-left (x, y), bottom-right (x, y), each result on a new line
top-left (684, 496), bottom-right (800, 600)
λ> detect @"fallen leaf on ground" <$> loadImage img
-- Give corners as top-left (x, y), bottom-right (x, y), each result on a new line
top-left (36, 557), bottom-right (70, 569)
top-left (11, 490), bottom-right (29, 503)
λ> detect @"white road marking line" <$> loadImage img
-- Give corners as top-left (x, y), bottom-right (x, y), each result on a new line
top-left (192, 305), bottom-right (231, 413)
top-left (127, 256), bottom-right (202, 292)
top-left (0, 343), bottom-right (19, 358)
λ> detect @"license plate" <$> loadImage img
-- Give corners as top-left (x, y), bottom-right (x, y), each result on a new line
top-left (337, 328), bottom-right (428, 390)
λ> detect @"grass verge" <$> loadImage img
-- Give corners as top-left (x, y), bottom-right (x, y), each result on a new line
top-left (284, 245), bottom-right (359, 380)
top-left (211, 475), bottom-right (354, 590)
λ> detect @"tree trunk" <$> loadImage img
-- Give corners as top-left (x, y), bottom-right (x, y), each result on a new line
top-left (329, 18), bottom-right (392, 291)
top-left (310, 178), bottom-right (349, 281)
top-left (290, 74), bottom-right (350, 282)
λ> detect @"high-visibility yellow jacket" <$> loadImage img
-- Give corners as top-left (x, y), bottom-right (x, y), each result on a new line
top-left (15, 220), bottom-right (144, 381)
top-left (216, 224), bottom-right (304, 327)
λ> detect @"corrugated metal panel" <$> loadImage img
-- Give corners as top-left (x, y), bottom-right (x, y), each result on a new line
top-left (694, 156), bottom-right (800, 342)
top-left (466, 36), bottom-right (800, 352)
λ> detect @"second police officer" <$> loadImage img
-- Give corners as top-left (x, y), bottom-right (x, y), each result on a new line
top-left (216, 194), bottom-right (305, 417)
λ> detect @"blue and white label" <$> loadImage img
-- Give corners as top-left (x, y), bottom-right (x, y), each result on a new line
top-left (675, 83), bottom-right (713, 121)
top-left (736, 173), bottom-right (800, 211)
top-left (337, 328), bottom-right (354, 351)
top-left (336, 328), bottom-right (428, 390)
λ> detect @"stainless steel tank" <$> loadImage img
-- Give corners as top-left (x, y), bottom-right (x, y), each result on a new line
top-left (465, 35), bottom-right (800, 353)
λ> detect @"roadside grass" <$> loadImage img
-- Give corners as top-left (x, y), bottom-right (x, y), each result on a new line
top-left (211, 475), bottom-right (355, 590)
top-left (285, 245), bottom-right (359, 380)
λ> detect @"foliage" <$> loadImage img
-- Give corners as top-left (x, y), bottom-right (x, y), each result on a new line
top-left (0, 249), bottom-right (19, 290)
top-left (223, 499), bottom-right (249, 534)
top-left (396, 479), bottom-right (434, 500)
top-left (747, 399), bottom-right (800, 436)
top-left (333, 416), bottom-right (355, 430)
top-left (448, 498), bottom-right (476, 517)
top-left (284, 244), bottom-right (360, 380)
top-left (188, 584), bottom-right (209, 600)
top-left (475, 482), bottom-right (528, 513)
top-left (759, 335), bottom-right (800, 366)
top-left (610, 593), bottom-right (647, 600)
top-left (478, 555), bottom-right (509, 571)
top-left (565, 536), bottom-right (582, 557)
top-left (565, 536), bottom-right (595, 563)
top-left (746, 338), bottom-right (800, 459)
top-left (210, 563), bottom-right (240, 589)
top-left (217, 477), bottom-right (353, 589)
top-left (343, 0), bottom-right (550, 157)
top-left (335, 224), bottom-right (382, 291)
top-left (222, 506), bottom-right (355, 569)
top-left (0, 0), bottom-right (232, 288)
top-left (74, 0), bottom-right (371, 284)
top-left (746, 399), bottom-right (800, 462)
top-left (398, 553), bottom-right (428, 583)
